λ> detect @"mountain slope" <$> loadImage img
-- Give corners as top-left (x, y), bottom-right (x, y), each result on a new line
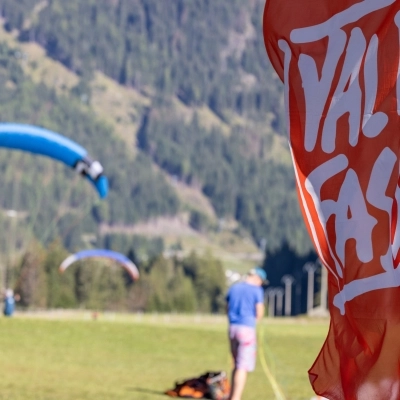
top-left (0, 0), bottom-right (312, 261)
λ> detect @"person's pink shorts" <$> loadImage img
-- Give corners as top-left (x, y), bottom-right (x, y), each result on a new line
top-left (229, 325), bottom-right (257, 372)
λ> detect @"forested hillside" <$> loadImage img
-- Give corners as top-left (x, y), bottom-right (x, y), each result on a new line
top-left (2, 0), bottom-right (283, 121)
top-left (0, 0), bottom-right (312, 265)
top-left (0, 42), bottom-right (178, 252)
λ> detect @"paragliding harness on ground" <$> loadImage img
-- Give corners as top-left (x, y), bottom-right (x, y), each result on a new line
top-left (165, 371), bottom-right (230, 399)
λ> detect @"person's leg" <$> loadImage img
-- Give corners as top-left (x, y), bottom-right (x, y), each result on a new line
top-left (229, 326), bottom-right (239, 399)
top-left (229, 368), bottom-right (247, 400)
top-left (228, 326), bottom-right (256, 400)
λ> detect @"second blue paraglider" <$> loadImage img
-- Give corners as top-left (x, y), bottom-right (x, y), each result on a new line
top-left (59, 249), bottom-right (140, 280)
top-left (0, 123), bottom-right (108, 198)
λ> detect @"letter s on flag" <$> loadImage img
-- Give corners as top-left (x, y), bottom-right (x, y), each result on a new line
top-left (263, 1), bottom-right (400, 399)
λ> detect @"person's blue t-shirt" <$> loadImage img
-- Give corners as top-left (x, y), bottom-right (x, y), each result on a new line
top-left (226, 282), bottom-right (264, 327)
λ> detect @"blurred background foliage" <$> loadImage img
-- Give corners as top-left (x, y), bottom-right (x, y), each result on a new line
top-left (0, 0), bottom-right (316, 313)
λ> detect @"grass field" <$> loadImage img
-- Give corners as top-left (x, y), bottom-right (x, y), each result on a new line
top-left (0, 312), bottom-right (329, 400)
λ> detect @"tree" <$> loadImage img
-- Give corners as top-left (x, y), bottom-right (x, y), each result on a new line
top-left (44, 239), bottom-right (77, 309)
top-left (74, 260), bottom-right (127, 311)
top-left (14, 240), bottom-right (47, 308)
top-left (181, 252), bottom-right (226, 313)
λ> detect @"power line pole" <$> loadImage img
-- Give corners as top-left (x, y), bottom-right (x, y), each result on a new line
top-left (281, 274), bottom-right (295, 316)
top-left (265, 288), bottom-right (276, 318)
top-left (303, 262), bottom-right (318, 314)
top-left (275, 288), bottom-right (284, 316)
top-left (318, 259), bottom-right (328, 311)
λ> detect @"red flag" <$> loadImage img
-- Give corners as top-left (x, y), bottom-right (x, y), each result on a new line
top-left (263, 1), bottom-right (400, 399)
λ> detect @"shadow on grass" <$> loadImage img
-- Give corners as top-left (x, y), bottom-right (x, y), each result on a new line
top-left (127, 387), bottom-right (167, 397)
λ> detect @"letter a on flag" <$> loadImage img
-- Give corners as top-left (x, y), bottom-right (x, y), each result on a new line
top-left (264, 1), bottom-right (400, 399)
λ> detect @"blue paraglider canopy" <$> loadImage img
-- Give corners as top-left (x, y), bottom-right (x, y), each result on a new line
top-left (0, 123), bottom-right (108, 198)
top-left (59, 249), bottom-right (140, 280)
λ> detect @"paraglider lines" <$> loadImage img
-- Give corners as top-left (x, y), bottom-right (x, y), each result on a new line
top-left (258, 325), bottom-right (286, 400)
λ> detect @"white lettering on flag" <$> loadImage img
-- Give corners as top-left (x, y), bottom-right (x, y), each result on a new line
top-left (281, 1), bottom-right (400, 314)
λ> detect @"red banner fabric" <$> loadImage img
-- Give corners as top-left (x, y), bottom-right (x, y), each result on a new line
top-left (263, 1), bottom-right (400, 399)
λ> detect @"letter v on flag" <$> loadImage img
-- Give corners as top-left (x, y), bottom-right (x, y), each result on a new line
top-left (264, 1), bottom-right (400, 399)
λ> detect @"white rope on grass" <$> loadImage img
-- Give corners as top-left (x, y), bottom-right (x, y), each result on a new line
top-left (258, 324), bottom-right (286, 400)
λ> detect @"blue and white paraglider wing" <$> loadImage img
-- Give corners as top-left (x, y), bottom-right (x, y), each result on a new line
top-left (59, 249), bottom-right (140, 280)
top-left (0, 123), bottom-right (108, 198)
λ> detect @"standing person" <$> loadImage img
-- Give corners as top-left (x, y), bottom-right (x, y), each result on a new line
top-left (3, 288), bottom-right (17, 317)
top-left (226, 267), bottom-right (267, 400)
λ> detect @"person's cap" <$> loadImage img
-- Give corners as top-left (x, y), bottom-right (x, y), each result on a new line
top-left (249, 267), bottom-right (268, 283)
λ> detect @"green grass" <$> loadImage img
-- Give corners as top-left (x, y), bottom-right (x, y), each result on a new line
top-left (0, 313), bottom-right (328, 400)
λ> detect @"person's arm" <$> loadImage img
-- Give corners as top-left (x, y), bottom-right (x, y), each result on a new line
top-left (255, 287), bottom-right (265, 321)
top-left (256, 302), bottom-right (265, 321)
